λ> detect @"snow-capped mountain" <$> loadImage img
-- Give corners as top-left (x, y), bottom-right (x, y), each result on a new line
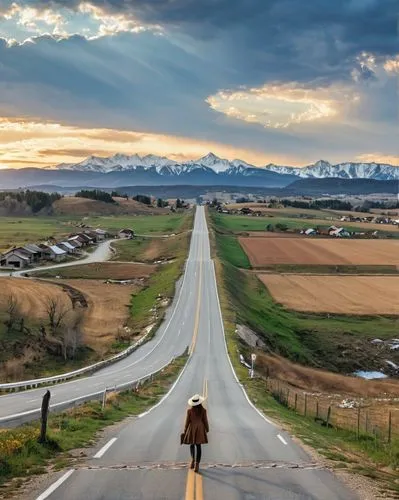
top-left (267, 159), bottom-right (399, 180)
top-left (56, 153), bottom-right (399, 180)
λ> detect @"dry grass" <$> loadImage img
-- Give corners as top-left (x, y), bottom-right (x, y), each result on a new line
top-left (240, 237), bottom-right (399, 266)
top-left (0, 277), bottom-right (71, 319)
top-left (259, 274), bottom-right (399, 315)
top-left (53, 196), bottom-right (168, 216)
top-left (35, 262), bottom-right (156, 280)
top-left (62, 279), bottom-right (138, 351)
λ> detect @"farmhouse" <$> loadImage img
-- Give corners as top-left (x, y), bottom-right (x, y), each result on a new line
top-left (94, 228), bottom-right (108, 240)
top-left (24, 243), bottom-right (44, 260)
top-left (47, 245), bottom-right (67, 262)
top-left (68, 235), bottom-right (84, 247)
top-left (119, 229), bottom-right (135, 239)
top-left (0, 248), bottom-right (32, 268)
top-left (57, 241), bottom-right (77, 254)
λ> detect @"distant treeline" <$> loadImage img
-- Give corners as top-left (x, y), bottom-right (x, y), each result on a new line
top-left (0, 190), bottom-right (61, 213)
top-left (279, 198), bottom-right (353, 210)
top-left (75, 189), bottom-right (115, 204)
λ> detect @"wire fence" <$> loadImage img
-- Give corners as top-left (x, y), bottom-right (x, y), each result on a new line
top-left (265, 377), bottom-right (399, 443)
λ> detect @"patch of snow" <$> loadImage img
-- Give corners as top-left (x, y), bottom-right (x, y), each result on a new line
top-left (354, 370), bottom-right (388, 380)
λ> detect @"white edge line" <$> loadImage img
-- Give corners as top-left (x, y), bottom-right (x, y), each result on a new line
top-left (94, 437), bottom-right (118, 459)
top-left (36, 469), bottom-right (74, 500)
top-left (138, 355), bottom-right (192, 419)
top-left (211, 261), bottom-right (275, 427)
top-left (277, 434), bottom-right (288, 445)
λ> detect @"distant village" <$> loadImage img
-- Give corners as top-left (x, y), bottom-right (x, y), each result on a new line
top-left (0, 226), bottom-right (135, 270)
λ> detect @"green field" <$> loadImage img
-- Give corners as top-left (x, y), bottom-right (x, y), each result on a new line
top-left (212, 212), bottom-right (399, 237)
top-left (0, 212), bottom-right (191, 252)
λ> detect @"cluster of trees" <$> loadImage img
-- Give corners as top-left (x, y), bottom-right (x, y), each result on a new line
top-left (354, 200), bottom-right (399, 213)
top-left (3, 294), bottom-right (84, 364)
top-left (133, 194), bottom-right (152, 205)
top-left (0, 190), bottom-right (61, 213)
top-left (76, 189), bottom-right (115, 204)
top-left (280, 198), bottom-right (353, 211)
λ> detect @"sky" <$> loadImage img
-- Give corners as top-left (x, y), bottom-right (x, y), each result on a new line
top-left (0, 0), bottom-right (398, 169)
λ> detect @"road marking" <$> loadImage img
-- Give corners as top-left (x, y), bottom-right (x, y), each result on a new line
top-left (185, 469), bottom-right (195, 500)
top-left (36, 469), bottom-right (74, 500)
top-left (93, 437), bottom-right (117, 458)
top-left (277, 434), bottom-right (288, 445)
top-left (189, 250), bottom-right (203, 355)
top-left (196, 473), bottom-right (203, 500)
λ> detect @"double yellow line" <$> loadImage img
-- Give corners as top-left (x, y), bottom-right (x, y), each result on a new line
top-left (185, 469), bottom-right (203, 500)
top-left (186, 242), bottom-right (206, 500)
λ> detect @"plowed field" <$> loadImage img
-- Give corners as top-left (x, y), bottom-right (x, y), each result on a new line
top-left (259, 274), bottom-right (399, 314)
top-left (240, 237), bottom-right (399, 266)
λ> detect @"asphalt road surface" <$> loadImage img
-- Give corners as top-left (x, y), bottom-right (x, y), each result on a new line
top-left (18, 207), bottom-right (357, 499)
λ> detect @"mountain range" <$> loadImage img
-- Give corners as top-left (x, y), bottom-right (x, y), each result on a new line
top-left (0, 153), bottom-right (398, 193)
top-left (57, 153), bottom-right (399, 180)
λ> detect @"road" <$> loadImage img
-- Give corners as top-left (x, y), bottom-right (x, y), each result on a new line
top-left (28, 207), bottom-right (357, 500)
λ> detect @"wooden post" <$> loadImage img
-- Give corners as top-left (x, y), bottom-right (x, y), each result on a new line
top-left (326, 406), bottom-right (331, 428)
top-left (316, 400), bottom-right (319, 419)
top-left (365, 412), bottom-right (369, 434)
top-left (388, 411), bottom-right (392, 444)
top-left (294, 393), bottom-right (298, 412)
top-left (304, 394), bottom-right (308, 417)
top-left (38, 390), bottom-right (51, 444)
top-left (286, 389), bottom-right (290, 407)
top-left (102, 389), bottom-right (107, 411)
top-left (357, 406), bottom-right (361, 439)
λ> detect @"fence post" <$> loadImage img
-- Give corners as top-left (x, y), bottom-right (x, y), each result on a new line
top-left (357, 406), bottom-right (361, 439)
top-left (388, 411), bottom-right (392, 444)
top-left (38, 390), bottom-right (51, 444)
top-left (286, 389), bottom-right (290, 407)
top-left (365, 411), bottom-right (368, 434)
top-left (102, 389), bottom-right (107, 411)
top-left (304, 394), bottom-right (308, 417)
top-left (326, 406), bottom-right (331, 428)
top-left (294, 393), bottom-right (298, 412)
top-left (316, 400), bottom-right (319, 419)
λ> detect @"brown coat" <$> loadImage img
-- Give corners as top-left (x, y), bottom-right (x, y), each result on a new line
top-left (182, 406), bottom-right (209, 445)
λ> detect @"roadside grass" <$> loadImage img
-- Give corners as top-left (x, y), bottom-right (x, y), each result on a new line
top-left (211, 212), bottom-right (399, 237)
top-left (256, 264), bottom-right (399, 274)
top-left (112, 232), bottom-right (191, 264)
top-left (0, 354), bottom-right (187, 494)
top-left (213, 232), bottom-right (251, 269)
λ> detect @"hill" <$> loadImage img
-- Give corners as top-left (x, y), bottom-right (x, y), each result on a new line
top-left (287, 177), bottom-right (399, 195)
top-left (53, 196), bottom-right (169, 216)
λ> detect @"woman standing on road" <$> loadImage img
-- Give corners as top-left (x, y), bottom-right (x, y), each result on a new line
top-left (181, 394), bottom-right (209, 473)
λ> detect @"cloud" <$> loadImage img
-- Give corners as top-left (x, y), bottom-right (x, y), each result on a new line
top-left (207, 82), bottom-right (359, 128)
top-left (355, 153), bottom-right (399, 166)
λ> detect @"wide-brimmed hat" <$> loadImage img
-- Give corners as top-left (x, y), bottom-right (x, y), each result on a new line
top-left (188, 394), bottom-right (205, 407)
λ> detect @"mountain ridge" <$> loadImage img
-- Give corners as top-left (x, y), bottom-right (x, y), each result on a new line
top-left (56, 153), bottom-right (399, 180)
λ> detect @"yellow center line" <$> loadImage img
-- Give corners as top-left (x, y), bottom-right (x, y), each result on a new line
top-left (189, 248), bottom-right (203, 355)
top-left (185, 469), bottom-right (195, 500)
top-left (196, 473), bottom-right (203, 500)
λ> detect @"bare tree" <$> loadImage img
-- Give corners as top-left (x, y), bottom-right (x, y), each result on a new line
top-left (6, 294), bottom-right (20, 332)
top-left (45, 297), bottom-right (70, 335)
top-left (61, 309), bottom-right (84, 360)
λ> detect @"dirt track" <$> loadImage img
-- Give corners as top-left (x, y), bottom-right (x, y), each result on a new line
top-left (0, 278), bottom-right (71, 319)
top-left (259, 274), bottom-right (399, 314)
top-left (240, 237), bottom-right (399, 266)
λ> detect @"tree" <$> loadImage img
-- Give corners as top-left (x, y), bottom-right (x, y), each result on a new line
top-left (157, 198), bottom-right (168, 208)
top-left (61, 310), bottom-right (83, 360)
top-left (45, 297), bottom-right (70, 335)
top-left (176, 198), bottom-right (183, 209)
top-left (5, 294), bottom-right (20, 333)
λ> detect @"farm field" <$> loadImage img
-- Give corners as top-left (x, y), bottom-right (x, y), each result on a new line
top-left (213, 212), bottom-right (399, 234)
top-left (0, 278), bottom-right (71, 319)
top-left (239, 237), bottom-right (399, 266)
top-left (62, 279), bottom-right (138, 351)
top-left (259, 274), bottom-right (399, 315)
top-left (34, 262), bottom-right (155, 280)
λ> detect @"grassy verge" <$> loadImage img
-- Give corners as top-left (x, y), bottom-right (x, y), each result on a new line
top-left (0, 354), bottom-right (187, 494)
top-left (255, 264), bottom-right (399, 274)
